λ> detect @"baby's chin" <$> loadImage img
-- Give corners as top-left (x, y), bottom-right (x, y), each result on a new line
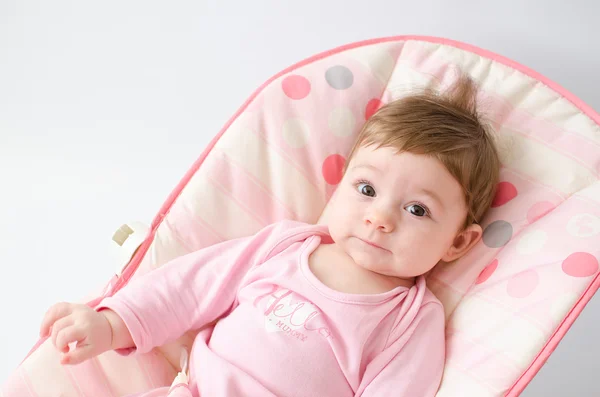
top-left (345, 248), bottom-right (411, 278)
top-left (346, 249), bottom-right (388, 272)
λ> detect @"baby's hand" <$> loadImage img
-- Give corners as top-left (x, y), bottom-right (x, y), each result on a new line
top-left (39, 302), bottom-right (113, 365)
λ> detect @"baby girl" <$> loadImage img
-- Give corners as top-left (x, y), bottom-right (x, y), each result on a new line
top-left (39, 75), bottom-right (500, 397)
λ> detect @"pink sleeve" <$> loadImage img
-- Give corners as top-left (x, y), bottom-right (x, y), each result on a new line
top-left (357, 303), bottom-right (446, 397)
top-left (96, 220), bottom-right (300, 355)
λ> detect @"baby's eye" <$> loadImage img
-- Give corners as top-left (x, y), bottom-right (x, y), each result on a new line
top-left (357, 183), bottom-right (376, 197)
top-left (406, 204), bottom-right (428, 217)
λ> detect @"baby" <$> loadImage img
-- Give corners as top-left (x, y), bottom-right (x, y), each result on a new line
top-left (39, 75), bottom-right (500, 397)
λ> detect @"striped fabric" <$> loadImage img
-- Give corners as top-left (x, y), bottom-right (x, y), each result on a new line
top-left (3, 36), bottom-right (599, 397)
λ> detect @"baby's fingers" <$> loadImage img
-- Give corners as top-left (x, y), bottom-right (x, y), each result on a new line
top-left (40, 302), bottom-right (74, 337)
top-left (50, 316), bottom-right (74, 352)
top-left (55, 324), bottom-right (84, 355)
top-left (61, 344), bottom-right (94, 365)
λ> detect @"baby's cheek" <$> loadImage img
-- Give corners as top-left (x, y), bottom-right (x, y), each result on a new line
top-left (415, 237), bottom-right (440, 257)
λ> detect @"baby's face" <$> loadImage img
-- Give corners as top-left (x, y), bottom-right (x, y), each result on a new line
top-left (327, 145), bottom-right (470, 279)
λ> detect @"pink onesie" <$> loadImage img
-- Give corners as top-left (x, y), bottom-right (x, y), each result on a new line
top-left (97, 220), bottom-right (446, 396)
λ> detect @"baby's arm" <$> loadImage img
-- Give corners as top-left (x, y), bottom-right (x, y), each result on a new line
top-left (94, 220), bottom-right (306, 356)
top-left (39, 302), bottom-right (133, 365)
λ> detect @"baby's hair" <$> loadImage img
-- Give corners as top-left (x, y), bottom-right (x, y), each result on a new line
top-left (346, 75), bottom-right (500, 228)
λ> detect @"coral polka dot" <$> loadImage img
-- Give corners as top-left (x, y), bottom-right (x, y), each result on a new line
top-left (281, 75), bottom-right (311, 100)
top-left (322, 154), bottom-right (346, 185)
top-left (507, 270), bottom-right (539, 298)
top-left (491, 181), bottom-right (517, 207)
top-left (562, 252), bottom-right (599, 277)
top-left (526, 201), bottom-right (555, 224)
top-left (365, 98), bottom-right (383, 120)
top-left (476, 259), bottom-right (498, 284)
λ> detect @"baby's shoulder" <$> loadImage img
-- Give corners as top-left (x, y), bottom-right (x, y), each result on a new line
top-left (420, 282), bottom-right (445, 317)
top-left (392, 277), bottom-right (446, 329)
top-left (422, 286), bottom-right (444, 309)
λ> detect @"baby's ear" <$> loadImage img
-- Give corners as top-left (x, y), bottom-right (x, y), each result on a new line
top-left (442, 223), bottom-right (483, 262)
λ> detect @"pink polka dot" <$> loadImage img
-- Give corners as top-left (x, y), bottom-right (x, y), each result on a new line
top-left (507, 270), bottom-right (539, 298)
top-left (527, 201), bottom-right (555, 224)
top-left (365, 98), bottom-right (383, 120)
top-left (281, 75), bottom-right (311, 100)
top-left (562, 252), bottom-right (599, 278)
top-left (322, 154), bottom-right (346, 185)
top-left (491, 181), bottom-right (518, 207)
top-left (476, 259), bottom-right (498, 284)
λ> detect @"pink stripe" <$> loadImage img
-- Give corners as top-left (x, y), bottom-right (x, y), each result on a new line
top-left (204, 169), bottom-right (269, 228)
top-left (206, 152), bottom-right (297, 225)
top-left (136, 355), bottom-right (156, 389)
top-left (442, 362), bottom-right (495, 394)
top-left (553, 133), bottom-right (600, 175)
top-left (502, 167), bottom-right (568, 202)
top-left (19, 369), bottom-right (37, 397)
top-left (92, 356), bottom-right (116, 397)
top-left (251, 129), bottom-right (324, 194)
top-left (493, 102), bottom-right (600, 177)
top-left (64, 355), bottom-right (114, 397)
top-left (64, 367), bottom-right (84, 397)
top-left (162, 217), bottom-right (197, 253)
top-left (446, 329), bottom-right (522, 390)
top-left (164, 204), bottom-right (224, 250)
top-left (0, 368), bottom-right (37, 397)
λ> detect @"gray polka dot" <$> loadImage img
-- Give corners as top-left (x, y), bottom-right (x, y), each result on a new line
top-left (483, 220), bottom-right (513, 248)
top-left (325, 65), bottom-right (354, 90)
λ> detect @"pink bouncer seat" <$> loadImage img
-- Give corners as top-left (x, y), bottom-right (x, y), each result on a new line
top-left (3, 35), bottom-right (600, 397)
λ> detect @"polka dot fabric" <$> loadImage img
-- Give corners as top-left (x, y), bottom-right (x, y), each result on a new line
top-left (7, 37), bottom-right (600, 397)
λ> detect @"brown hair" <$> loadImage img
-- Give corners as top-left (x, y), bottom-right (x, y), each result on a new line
top-left (346, 76), bottom-right (500, 228)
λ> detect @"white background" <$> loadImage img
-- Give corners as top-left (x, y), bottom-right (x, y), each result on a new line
top-left (1, 1), bottom-right (598, 395)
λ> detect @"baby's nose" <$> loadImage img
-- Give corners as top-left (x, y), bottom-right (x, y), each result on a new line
top-left (364, 209), bottom-right (394, 232)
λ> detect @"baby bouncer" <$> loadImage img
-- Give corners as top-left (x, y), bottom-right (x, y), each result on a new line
top-left (3, 35), bottom-right (600, 397)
